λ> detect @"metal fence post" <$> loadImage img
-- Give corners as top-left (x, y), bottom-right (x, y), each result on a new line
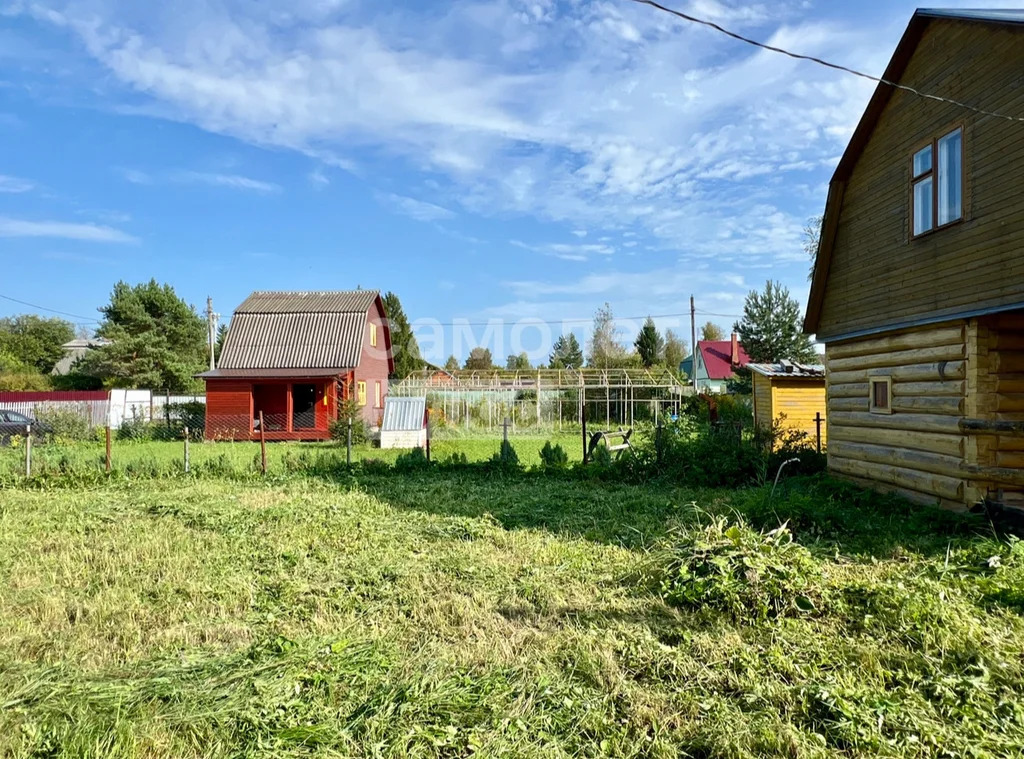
top-left (25, 424), bottom-right (31, 477)
top-left (183, 427), bottom-right (190, 473)
top-left (815, 412), bottom-right (822, 454)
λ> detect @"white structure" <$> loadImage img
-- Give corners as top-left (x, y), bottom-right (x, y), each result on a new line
top-left (380, 396), bottom-right (427, 449)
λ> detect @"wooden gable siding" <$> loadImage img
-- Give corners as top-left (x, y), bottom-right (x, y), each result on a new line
top-left (816, 20), bottom-right (1024, 341)
top-left (354, 297), bottom-right (390, 426)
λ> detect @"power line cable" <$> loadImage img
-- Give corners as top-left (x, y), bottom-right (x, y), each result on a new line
top-left (0, 293), bottom-right (100, 322)
top-left (628, 0), bottom-right (1024, 124)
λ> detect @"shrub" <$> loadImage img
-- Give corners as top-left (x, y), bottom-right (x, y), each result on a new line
top-left (394, 447), bottom-right (429, 471)
top-left (652, 516), bottom-right (821, 620)
top-left (33, 407), bottom-right (92, 441)
top-left (486, 440), bottom-right (521, 473)
top-left (539, 441), bottom-right (569, 470)
top-left (329, 397), bottom-right (368, 445)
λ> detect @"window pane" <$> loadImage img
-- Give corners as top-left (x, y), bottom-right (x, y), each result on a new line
top-left (872, 381), bottom-right (889, 409)
top-left (913, 177), bottom-right (933, 235)
top-left (938, 128), bottom-right (962, 225)
top-left (913, 145), bottom-right (932, 177)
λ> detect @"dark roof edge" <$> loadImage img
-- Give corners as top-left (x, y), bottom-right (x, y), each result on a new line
top-left (814, 299), bottom-right (1024, 345)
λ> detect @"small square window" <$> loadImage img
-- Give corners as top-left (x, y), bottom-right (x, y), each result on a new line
top-left (869, 377), bottom-right (892, 414)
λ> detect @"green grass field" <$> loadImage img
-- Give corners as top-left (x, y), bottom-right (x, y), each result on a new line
top-left (0, 433), bottom-right (586, 479)
top-left (2, 466), bottom-right (1024, 757)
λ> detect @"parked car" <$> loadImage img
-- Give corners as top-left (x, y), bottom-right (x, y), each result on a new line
top-left (0, 409), bottom-right (52, 444)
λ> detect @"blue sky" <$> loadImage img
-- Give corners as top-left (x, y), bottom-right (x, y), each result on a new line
top-left (0, 0), bottom-right (1015, 364)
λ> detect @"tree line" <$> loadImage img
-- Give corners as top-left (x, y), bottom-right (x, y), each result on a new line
top-left (0, 277), bottom-right (815, 393)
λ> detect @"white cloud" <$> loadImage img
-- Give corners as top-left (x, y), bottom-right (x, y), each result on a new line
top-left (0, 174), bottom-right (34, 193)
top-left (175, 171), bottom-right (280, 193)
top-left (0, 216), bottom-right (138, 243)
top-left (308, 167), bottom-right (330, 187)
top-left (377, 192), bottom-right (455, 221)
top-left (510, 239), bottom-right (615, 261)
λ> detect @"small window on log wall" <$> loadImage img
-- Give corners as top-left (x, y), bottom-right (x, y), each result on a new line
top-left (870, 377), bottom-right (892, 414)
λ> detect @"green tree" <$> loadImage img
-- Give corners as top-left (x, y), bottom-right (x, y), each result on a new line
top-left (805, 214), bottom-right (823, 281)
top-left (634, 316), bottom-right (665, 368)
top-left (548, 333), bottom-right (583, 369)
top-left (443, 355), bottom-right (460, 373)
top-left (464, 347), bottom-right (493, 371)
top-left (700, 321), bottom-right (725, 342)
top-left (214, 322), bottom-right (228, 363)
top-left (382, 291), bottom-right (423, 380)
top-left (0, 314), bottom-right (75, 373)
top-left (733, 280), bottom-right (816, 364)
top-left (81, 280), bottom-right (207, 391)
top-left (587, 303), bottom-right (631, 368)
top-left (0, 350), bottom-right (51, 390)
top-left (506, 352), bottom-right (531, 371)
top-left (663, 329), bottom-right (688, 373)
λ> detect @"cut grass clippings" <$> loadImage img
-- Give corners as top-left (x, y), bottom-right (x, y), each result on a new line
top-left (1, 471), bottom-right (1023, 757)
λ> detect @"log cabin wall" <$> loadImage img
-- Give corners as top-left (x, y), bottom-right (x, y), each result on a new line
top-left (825, 321), bottom-right (968, 508)
top-left (966, 312), bottom-right (1024, 507)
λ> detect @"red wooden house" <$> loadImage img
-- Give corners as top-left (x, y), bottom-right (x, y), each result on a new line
top-left (199, 290), bottom-right (393, 441)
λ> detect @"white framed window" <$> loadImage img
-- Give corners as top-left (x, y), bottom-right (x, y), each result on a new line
top-left (912, 127), bottom-right (963, 236)
top-left (369, 323), bottom-right (378, 348)
top-left (357, 381), bottom-right (367, 406)
top-left (869, 376), bottom-right (892, 415)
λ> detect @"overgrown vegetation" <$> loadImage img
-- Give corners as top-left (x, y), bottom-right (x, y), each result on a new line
top-left (0, 469), bottom-right (1021, 757)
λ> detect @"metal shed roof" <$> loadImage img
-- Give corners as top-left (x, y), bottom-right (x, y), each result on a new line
top-left (381, 396), bottom-right (427, 431)
top-left (236, 290), bottom-right (379, 314)
top-left (747, 361), bottom-right (825, 379)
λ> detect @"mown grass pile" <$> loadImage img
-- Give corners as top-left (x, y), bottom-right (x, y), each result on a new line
top-left (2, 469), bottom-right (1024, 757)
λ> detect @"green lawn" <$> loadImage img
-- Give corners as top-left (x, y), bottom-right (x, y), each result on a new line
top-left (1, 469), bottom-right (1023, 757)
top-left (0, 433), bottom-right (585, 479)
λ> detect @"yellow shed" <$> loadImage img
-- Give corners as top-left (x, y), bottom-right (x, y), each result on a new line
top-left (749, 362), bottom-right (827, 450)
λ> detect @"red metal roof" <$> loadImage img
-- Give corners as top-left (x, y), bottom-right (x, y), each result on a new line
top-left (698, 340), bottom-right (750, 380)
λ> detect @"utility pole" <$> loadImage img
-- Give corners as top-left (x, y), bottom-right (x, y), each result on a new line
top-left (206, 296), bottom-right (219, 371)
top-left (690, 294), bottom-right (697, 393)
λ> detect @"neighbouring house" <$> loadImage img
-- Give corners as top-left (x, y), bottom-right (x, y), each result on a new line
top-left (680, 333), bottom-right (750, 393)
top-left (51, 337), bottom-right (112, 375)
top-left (804, 9), bottom-right (1024, 511)
top-left (198, 290), bottom-right (393, 441)
top-left (748, 362), bottom-right (827, 450)
top-left (380, 396), bottom-right (428, 449)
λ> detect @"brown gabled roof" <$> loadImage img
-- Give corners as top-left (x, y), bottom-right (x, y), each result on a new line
top-left (804, 9), bottom-right (1024, 336)
top-left (210, 289), bottom-right (394, 375)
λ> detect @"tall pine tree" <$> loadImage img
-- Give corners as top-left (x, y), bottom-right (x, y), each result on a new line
top-left (634, 317), bottom-right (664, 368)
top-left (81, 280), bottom-right (206, 391)
top-left (733, 280), bottom-right (816, 364)
top-left (382, 291), bottom-right (422, 379)
top-left (549, 333), bottom-right (583, 369)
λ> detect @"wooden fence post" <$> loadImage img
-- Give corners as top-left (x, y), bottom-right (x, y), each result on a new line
top-left (815, 412), bottom-right (823, 454)
top-left (25, 424), bottom-right (31, 477)
top-left (425, 410), bottom-right (431, 463)
top-left (183, 427), bottom-right (190, 474)
top-left (347, 416), bottom-right (352, 465)
top-left (105, 425), bottom-right (112, 474)
top-left (259, 411), bottom-right (267, 474)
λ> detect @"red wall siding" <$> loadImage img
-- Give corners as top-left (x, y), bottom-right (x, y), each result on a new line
top-left (354, 297), bottom-right (391, 426)
top-left (205, 381), bottom-right (252, 440)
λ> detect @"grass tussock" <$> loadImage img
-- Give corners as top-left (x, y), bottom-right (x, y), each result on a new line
top-left (1, 471), bottom-right (1023, 757)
